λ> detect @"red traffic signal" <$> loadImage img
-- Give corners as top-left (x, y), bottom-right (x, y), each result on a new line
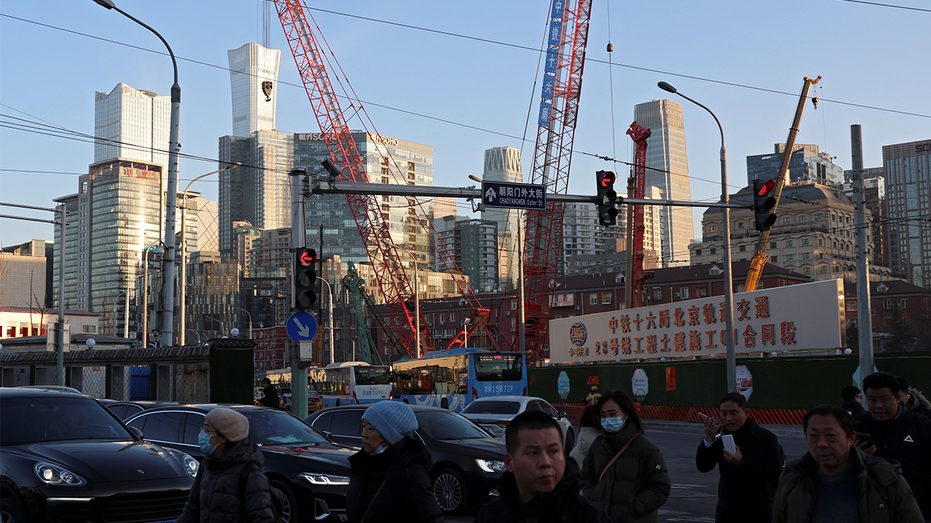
top-left (752, 179), bottom-right (777, 231)
top-left (298, 248), bottom-right (317, 267)
top-left (599, 170), bottom-right (617, 187)
top-left (756, 179), bottom-right (776, 197)
top-left (294, 248), bottom-right (318, 309)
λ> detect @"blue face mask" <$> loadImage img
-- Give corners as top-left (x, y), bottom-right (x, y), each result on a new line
top-left (601, 416), bottom-right (625, 434)
top-left (198, 430), bottom-right (217, 456)
top-left (370, 443), bottom-right (388, 455)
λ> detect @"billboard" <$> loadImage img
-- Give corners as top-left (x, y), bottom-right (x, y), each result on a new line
top-left (549, 279), bottom-right (845, 364)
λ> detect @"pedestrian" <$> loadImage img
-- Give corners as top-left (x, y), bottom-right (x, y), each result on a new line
top-left (260, 378), bottom-right (279, 409)
top-left (773, 404), bottom-right (922, 523)
top-left (853, 371), bottom-right (931, 520)
top-left (177, 408), bottom-right (275, 523)
top-left (840, 385), bottom-right (865, 417)
top-left (585, 385), bottom-right (602, 406)
top-left (346, 401), bottom-right (443, 523)
top-left (569, 404), bottom-right (602, 466)
top-left (696, 392), bottom-right (783, 523)
top-left (474, 410), bottom-right (611, 523)
top-left (897, 375), bottom-right (931, 418)
top-left (580, 390), bottom-right (671, 523)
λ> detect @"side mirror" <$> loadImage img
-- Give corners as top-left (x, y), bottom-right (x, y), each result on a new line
top-left (557, 411), bottom-right (568, 419)
top-left (129, 426), bottom-right (144, 439)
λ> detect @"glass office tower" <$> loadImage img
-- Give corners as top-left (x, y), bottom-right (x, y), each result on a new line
top-left (228, 43), bottom-right (281, 137)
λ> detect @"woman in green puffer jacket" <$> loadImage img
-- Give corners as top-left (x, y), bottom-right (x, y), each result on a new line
top-left (580, 390), bottom-right (671, 523)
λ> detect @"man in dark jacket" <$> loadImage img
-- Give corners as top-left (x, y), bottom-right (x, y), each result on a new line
top-left (696, 392), bottom-right (783, 523)
top-left (854, 372), bottom-right (931, 521)
top-left (841, 385), bottom-right (865, 417)
top-left (346, 401), bottom-right (443, 523)
top-left (474, 410), bottom-right (610, 523)
top-left (260, 378), bottom-right (279, 409)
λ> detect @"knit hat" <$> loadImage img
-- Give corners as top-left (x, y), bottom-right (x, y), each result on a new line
top-left (206, 408), bottom-right (250, 442)
top-left (362, 401), bottom-right (418, 445)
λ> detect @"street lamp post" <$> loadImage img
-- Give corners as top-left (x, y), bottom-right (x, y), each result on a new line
top-left (232, 305), bottom-right (253, 339)
top-left (109, 290), bottom-right (126, 336)
top-left (94, 0), bottom-right (181, 348)
top-left (179, 164), bottom-right (240, 345)
top-left (142, 242), bottom-right (164, 348)
top-left (658, 81), bottom-right (737, 392)
top-left (317, 277), bottom-right (335, 365)
top-left (384, 240), bottom-right (421, 358)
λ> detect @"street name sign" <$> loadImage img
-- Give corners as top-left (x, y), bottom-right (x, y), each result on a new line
top-left (482, 181), bottom-right (547, 210)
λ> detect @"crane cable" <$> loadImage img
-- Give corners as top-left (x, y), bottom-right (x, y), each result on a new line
top-left (606, 0), bottom-right (617, 172)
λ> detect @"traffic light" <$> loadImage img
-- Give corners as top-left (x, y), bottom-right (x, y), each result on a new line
top-left (294, 248), bottom-right (317, 309)
top-left (597, 170), bottom-right (619, 226)
top-left (753, 178), bottom-right (777, 231)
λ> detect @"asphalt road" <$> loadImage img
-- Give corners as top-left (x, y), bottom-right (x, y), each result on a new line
top-left (448, 421), bottom-right (808, 523)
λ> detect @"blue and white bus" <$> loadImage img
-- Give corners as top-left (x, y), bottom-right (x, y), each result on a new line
top-left (308, 362), bottom-right (392, 407)
top-left (391, 348), bottom-right (527, 412)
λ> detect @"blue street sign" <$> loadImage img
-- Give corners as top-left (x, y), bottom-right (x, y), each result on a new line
top-left (482, 181), bottom-right (547, 210)
top-left (287, 311), bottom-right (318, 341)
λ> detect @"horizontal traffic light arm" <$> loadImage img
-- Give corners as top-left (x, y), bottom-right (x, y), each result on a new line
top-left (313, 180), bottom-right (751, 209)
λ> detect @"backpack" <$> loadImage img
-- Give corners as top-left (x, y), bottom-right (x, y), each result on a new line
top-left (238, 464), bottom-right (290, 523)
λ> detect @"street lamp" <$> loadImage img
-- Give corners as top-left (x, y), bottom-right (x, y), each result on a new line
top-left (317, 277), bottom-right (335, 365)
top-left (463, 318), bottom-right (472, 348)
top-left (232, 305), bottom-right (253, 340)
top-left (658, 81), bottom-right (737, 393)
top-left (94, 0), bottom-right (182, 348)
top-left (204, 315), bottom-right (224, 338)
top-left (384, 240), bottom-right (421, 358)
top-left (142, 241), bottom-right (165, 348)
top-left (179, 164), bottom-right (240, 345)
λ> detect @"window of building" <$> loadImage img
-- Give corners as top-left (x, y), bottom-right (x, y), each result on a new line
top-left (439, 314), bottom-right (445, 325)
top-left (511, 300), bottom-right (517, 310)
top-left (738, 222), bottom-right (745, 229)
top-left (710, 248), bottom-right (717, 255)
top-left (770, 242), bottom-right (777, 249)
top-left (803, 253), bottom-right (811, 260)
top-left (901, 299), bottom-right (909, 308)
top-left (589, 294), bottom-right (597, 305)
top-left (771, 255), bottom-right (778, 262)
top-left (847, 301), bottom-right (857, 312)
top-left (679, 287), bottom-right (689, 299)
top-left (449, 313), bottom-right (455, 322)
top-left (815, 213), bottom-right (823, 221)
top-left (803, 267), bottom-right (812, 274)
top-left (802, 239), bottom-right (810, 246)
top-left (739, 245), bottom-right (746, 252)
top-left (695, 248), bottom-right (702, 256)
top-left (787, 254), bottom-right (795, 261)
top-left (786, 240), bottom-right (794, 248)
top-left (883, 300), bottom-right (894, 310)
top-left (697, 287), bottom-right (707, 298)
top-left (783, 217), bottom-right (791, 224)
top-left (602, 292), bottom-right (612, 305)
top-left (709, 225), bottom-right (717, 233)
top-left (820, 265), bottom-right (829, 273)
top-left (652, 288), bottom-right (663, 300)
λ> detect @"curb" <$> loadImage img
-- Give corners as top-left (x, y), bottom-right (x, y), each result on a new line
top-left (643, 419), bottom-right (803, 438)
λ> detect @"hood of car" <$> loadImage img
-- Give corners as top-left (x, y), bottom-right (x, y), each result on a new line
top-left (461, 413), bottom-right (513, 424)
top-left (430, 437), bottom-right (506, 459)
top-left (8, 440), bottom-right (191, 483)
top-left (259, 442), bottom-right (356, 466)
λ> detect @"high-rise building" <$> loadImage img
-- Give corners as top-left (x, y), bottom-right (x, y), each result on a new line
top-left (747, 144), bottom-right (844, 187)
top-left (293, 132), bottom-right (434, 269)
top-left (883, 139), bottom-right (931, 287)
top-left (633, 99), bottom-right (695, 267)
top-left (843, 169), bottom-right (887, 268)
top-left (434, 219), bottom-right (498, 292)
top-left (228, 43), bottom-right (281, 137)
top-left (94, 83), bottom-right (170, 165)
top-left (481, 147), bottom-right (523, 290)
top-left (218, 130), bottom-right (294, 258)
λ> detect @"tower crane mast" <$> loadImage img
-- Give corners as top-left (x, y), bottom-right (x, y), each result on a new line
top-left (625, 122), bottom-right (651, 309)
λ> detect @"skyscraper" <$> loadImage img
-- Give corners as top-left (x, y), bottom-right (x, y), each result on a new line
top-left (228, 43), bottom-right (281, 137)
top-left (747, 144), bottom-right (844, 187)
top-left (883, 139), bottom-right (931, 287)
top-left (481, 146), bottom-right (522, 290)
top-left (94, 83), bottom-right (169, 166)
top-left (633, 99), bottom-right (695, 267)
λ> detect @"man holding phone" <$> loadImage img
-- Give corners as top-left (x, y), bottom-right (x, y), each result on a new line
top-left (696, 392), bottom-right (784, 523)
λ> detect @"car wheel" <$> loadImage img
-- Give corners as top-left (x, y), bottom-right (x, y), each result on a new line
top-left (1, 495), bottom-right (26, 523)
top-left (269, 479), bottom-right (296, 523)
top-left (432, 467), bottom-right (468, 515)
top-left (564, 427), bottom-right (575, 452)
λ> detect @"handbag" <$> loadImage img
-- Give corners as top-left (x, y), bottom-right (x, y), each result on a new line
top-left (599, 435), bottom-right (637, 482)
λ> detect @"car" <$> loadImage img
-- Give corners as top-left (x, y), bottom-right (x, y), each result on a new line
top-left (305, 404), bottom-right (507, 516)
top-left (125, 404), bottom-right (355, 523)
top-left (0, 387), bottom-right (198, 523)
top-left (461, 395), bottom-right (576, 450)
top-left (98, 399), bottom-right (179, 420)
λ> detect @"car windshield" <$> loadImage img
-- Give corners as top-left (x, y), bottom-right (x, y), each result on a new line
top-left (0, 395), bottom-right (133, 444)
top-left (415, 410), bottom-right (491, 440)
top-left (243, 409), bottom-right (329, 446)
top-left (461, 400), bottom-right (520, 415)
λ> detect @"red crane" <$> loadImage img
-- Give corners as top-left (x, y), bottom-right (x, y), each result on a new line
top-left (273, 0), bottom-right (491, 357)
top-left (522, 0), bottom-right (594, 361)
top-left (626, 122), bottom-right (651, 308)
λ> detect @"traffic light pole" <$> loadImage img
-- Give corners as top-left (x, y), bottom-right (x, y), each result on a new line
top-left (290, 169), bottom-right (309, 419)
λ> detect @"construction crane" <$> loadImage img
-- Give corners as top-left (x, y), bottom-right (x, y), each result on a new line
top-left (624, 122), bottom-right (651, 309)
top-left (522, 0), bottom-right (594, 362)
top-left (274, 0), bottom-right (491, 358)
top-left (744, 76), bottom-right (821, 292)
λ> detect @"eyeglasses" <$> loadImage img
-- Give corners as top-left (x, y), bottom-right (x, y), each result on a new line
top-left (599, 410), bottom-right (622, 420)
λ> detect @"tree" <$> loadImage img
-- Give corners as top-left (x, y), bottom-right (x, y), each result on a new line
top-left (882, 304), bottom-right (915, 352)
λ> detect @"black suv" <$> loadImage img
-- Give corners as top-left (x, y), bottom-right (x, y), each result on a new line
top-left (126, 404), bottom-right (355, 522)
top-left (0, 387), bottom-right (197, 523)
top-left (306, 404), bottom-right (507, 515)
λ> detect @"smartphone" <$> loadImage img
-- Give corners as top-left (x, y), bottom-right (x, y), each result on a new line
top-left (697, 412), bottom-right (711, 420)
top-left (856, 433), bottom-right (872, 446)
top-left (722, 434), bottom-right (737, 453)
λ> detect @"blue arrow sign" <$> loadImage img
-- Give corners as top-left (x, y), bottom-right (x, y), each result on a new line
top-left (287, 311), bottom-right (318, 341)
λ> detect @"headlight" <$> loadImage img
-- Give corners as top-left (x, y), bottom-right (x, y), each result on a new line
top-left (475, 459), bottom-right (506, 473)
top-left (182, 454), bottom-right (199, 478)
top-left (34, 463), bottom-right (87, 487)
top-left (299, 473), bottom-right (350, 486)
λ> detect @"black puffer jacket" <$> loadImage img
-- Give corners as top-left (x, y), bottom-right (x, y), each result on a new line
top-left (346, 436), bottom-right (444, 523)
top-left (177, 440), bottom-right (275, 523)
top-left (696, 418), bottom-right (783, 523)
top-left (474, 457), bottom-right (612, 523)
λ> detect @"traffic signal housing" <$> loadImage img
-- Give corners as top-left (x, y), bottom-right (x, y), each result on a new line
top-left (753, 179), bottom-right (777, 231)
top-left (294, 248), bottom-right (317, 309)
top-left (597, 170), bottom-right (619, 226)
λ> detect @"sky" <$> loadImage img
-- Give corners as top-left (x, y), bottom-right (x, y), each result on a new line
top-left (2, 0), bottom-right (929, 249)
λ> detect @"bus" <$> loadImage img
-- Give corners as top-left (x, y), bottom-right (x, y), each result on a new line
top-left (391, 348), bottom-right (527, 412)
top-left (308, 362), bottom-right (392, 407)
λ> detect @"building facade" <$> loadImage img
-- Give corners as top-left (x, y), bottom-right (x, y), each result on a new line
top-left (843, 172), bottom-right (887, 268)
top-left (228, 43), bottom-right (281, 137)
top-left (481, 146), bottom-right (523, 290)
top-left (747, 144), bottom-right (844, 187)
top-left (94, 83), bottom-right (169, 166)
top-left (883, 139), bottom-right (931, 287)
top-left (633, 99), bottom-right (695, 267)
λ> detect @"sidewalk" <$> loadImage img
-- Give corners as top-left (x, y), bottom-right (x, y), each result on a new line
top-left (643, 419), bottom-right (803, 438)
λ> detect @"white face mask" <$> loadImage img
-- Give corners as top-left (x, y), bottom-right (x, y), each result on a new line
top-left (601, 416), bottom-right (625, 433)
top-left (370, 443), bottom-right (389, 455)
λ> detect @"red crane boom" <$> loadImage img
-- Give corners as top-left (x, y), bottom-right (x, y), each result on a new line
top-left (626, 122), bottom-right (651, 308)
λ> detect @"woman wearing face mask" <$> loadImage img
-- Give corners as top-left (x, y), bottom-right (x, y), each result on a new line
top-left (580, 390), bottom-right (671, 523)
top-left (177, 408), bottom-right (275, 523)
top-left (345, 401), bottom-right (444, 523)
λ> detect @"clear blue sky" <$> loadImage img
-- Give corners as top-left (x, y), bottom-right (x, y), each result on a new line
top-left (2, 0), bottom-right (928, 248)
